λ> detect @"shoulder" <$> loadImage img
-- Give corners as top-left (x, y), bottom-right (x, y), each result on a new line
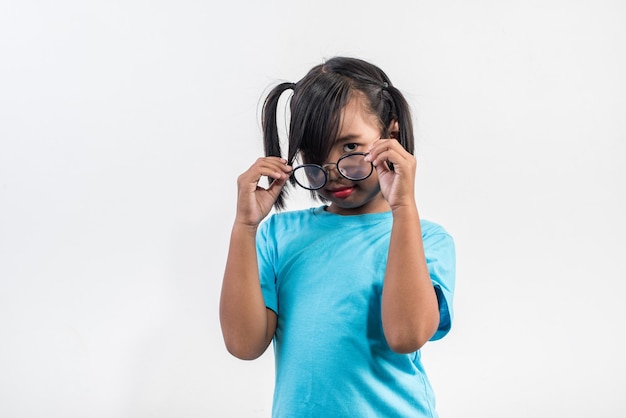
top-left (420, 219), bottom-right (453, 239)
top-left (261, 207), bottom-right (317, 228)
top-left (257, 207), bottom-right (320, 239)
top-left (420, 219), bottom-right (455, 252)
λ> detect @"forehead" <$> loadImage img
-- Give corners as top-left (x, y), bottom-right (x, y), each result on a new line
top-left (336, 95), bottom-right (382, 140)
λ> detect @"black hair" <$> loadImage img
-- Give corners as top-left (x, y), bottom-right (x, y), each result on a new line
top-left (262, 56), bottom-right (415, 209)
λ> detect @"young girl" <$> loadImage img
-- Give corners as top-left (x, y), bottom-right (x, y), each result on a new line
top-left (220, 56), bottom-right (455, 417)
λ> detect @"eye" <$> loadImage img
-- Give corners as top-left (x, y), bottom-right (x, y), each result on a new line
top-left (343, 143), bottom-right (358, 152)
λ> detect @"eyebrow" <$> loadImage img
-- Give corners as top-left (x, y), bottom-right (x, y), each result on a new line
top-left (334, 133), bottom-right (362, 143)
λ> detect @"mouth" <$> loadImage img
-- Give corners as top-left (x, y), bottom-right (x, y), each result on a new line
top-left (329, 186), bottom-right (355, 199)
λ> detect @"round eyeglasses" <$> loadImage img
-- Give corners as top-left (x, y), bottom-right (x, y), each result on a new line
top-left (291, 152), bottom-right (374, 190)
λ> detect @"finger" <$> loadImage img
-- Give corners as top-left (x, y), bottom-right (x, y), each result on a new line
top-left (238, 163), bottom-right (289, 197)
top-left (366, 147), bottom-right (400, 169)
top-left (368, 138), bottom-right (405, 155)
top-left (366, 139), bottom-right (392, 160)
top-left (247, 158), bottom-right (292, 182)
top-left (266, 158), bottom-right (293, 178)
top-left (266, 175), bottom-right (289, 198)
top-left (367, 140), bottom-right (413, 169)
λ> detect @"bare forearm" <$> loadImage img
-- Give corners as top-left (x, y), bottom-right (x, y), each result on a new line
top-left (382, 206), bottom-right (439, 353)
top-left (220, 223), bottom-right (274, 359)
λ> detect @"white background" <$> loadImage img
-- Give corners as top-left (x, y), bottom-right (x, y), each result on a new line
top-left (1, 1), bottom-right (625, 417)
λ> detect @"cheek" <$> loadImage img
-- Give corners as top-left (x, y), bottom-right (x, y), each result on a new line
top-left (355, 175), bottom-right (382, 196)
top-left (366, 175), bottom-right (384, 195)
top-left (365, 170), bottom-right (380, 186)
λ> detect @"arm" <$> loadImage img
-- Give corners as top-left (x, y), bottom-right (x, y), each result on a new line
top-left (382, 205), bottom-right (439, 353)
top-left (366, 139), bottom-right (440, 353)
top-left (219, 157), bottom-right (291, 360)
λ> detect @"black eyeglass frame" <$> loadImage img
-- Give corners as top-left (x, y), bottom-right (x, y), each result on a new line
top-left (291, 152), bottom-right (374, 191)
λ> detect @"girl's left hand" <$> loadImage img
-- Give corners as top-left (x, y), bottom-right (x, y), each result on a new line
top-left (365, 139), bottom-right (417, 210)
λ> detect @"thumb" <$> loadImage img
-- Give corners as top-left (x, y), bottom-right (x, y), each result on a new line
top-left (266, 176), bottom-right (288, 200)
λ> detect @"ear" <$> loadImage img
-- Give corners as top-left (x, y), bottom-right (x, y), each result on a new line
top-left (387, 119), bottom-right (400, 139)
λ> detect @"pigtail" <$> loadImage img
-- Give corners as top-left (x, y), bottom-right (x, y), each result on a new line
top-left (261, 82), bottom-right (296, 210)
top-left (382, 84), bottom-right (414, 155)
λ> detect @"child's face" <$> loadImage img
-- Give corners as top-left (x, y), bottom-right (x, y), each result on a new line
top-left (317, 96), bottom-right (391, 215)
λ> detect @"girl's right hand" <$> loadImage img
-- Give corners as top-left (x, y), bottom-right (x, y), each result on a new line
top-left (234, 157), bottom-right (292, 228)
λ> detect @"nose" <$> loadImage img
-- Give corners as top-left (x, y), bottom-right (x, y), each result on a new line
top-left (322, 163), bottom-right (341, 181)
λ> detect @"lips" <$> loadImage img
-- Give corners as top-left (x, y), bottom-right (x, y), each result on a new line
top-left (330, 187), bottom-right (355, 198)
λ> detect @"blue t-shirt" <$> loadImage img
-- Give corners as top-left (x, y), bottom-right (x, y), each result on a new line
top-left (256, 206), bottom-right (456, 417)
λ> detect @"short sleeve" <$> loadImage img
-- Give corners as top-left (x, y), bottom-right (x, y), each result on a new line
top-left (424, 231), bottom-right (456, 341)
top-left (256, 218), bottom-right (279, 314)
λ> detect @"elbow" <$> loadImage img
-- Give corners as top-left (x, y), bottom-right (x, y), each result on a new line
top-left (385, 330), bottom-right (431, 354)
top-left (223, 337), bottom-right (267, 360)
top-left (221, 322), bottom-right (271, 360)
top-left (219, 306), bottom-right (275, 360)
top-left (384, 316), bottom-right (440, 354)
top-left (227, 348), bottom-right (264, 361)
